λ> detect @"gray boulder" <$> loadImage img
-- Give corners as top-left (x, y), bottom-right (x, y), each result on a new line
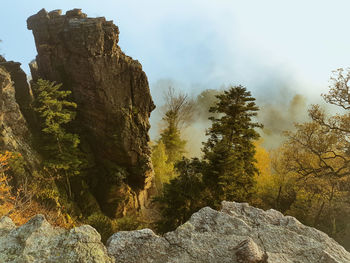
top-left (0, 215), bottom-right (114, 263)
top-left (2, 202), bottom-right (350, 262)
top-left (107, 201), bottom-right (350, 263)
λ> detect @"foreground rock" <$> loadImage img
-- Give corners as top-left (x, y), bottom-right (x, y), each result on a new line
top-left (107, 201), bottom-right (350, 263)
top-left (0, 215), bottom-right (114, 263)
top-left (2, 202), bottom-right (349, 262)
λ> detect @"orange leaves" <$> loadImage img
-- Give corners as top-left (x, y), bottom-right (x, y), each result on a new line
top-left (0, 151), bottom-right (13, 172)
top-left (0, 151), bottom-right (15, 217)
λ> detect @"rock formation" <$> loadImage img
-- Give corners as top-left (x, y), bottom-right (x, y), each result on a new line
top-left (0, 215), bottom-right (114, 263)
top-left (2, 202), bottom-right (350, 262)
top-left (107, 201), bottom-right (350, 263)
top-left (0, 61), bottom-right (32, 120)
top-left (26, 9), bottom-right (155, 216)
top-left (0, 63), bottom-right (38, 173)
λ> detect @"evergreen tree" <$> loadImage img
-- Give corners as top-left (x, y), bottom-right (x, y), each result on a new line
top-left (159, 117), bottom-right (187, 164)
top-left (33, 79), bottom-right (83, 198)
top-left (202, 85), bottom-right (262, 206)
top-left (154, 157), bottom-right (205, 233)
top-left (151, 141), bottom-right (175, 193)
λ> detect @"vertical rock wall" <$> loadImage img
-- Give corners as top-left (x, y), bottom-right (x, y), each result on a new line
top-left (27, 9), bottom-right (155, 216)
top-left (0, 64), bottom-right (39, 175)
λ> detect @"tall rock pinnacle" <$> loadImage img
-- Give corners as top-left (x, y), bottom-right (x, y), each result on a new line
top-left (27, 8), bottom-right (155, 216)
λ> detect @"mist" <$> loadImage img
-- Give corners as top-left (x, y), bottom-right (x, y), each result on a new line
top-left (150, 73), bottom-right (325, 157)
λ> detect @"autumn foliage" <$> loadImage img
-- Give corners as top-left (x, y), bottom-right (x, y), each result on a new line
top-left (0, 151), bottom-right (76, 227)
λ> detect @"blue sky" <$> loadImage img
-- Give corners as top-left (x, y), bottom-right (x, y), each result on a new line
top-left (1, 0), bottom-right (350, 102)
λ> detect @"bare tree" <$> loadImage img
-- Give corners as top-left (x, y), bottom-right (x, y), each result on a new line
top-left (161, 86), bottom-right (195, 130)
top-left (323, 68), bottom-right (350, 110)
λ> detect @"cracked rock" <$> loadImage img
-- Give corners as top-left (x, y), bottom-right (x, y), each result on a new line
top-left (0, 215), bottom-right (114, 263)
top-left (2, 202), bottom-right (350, 262)
top-left (235, 238), bottom-right (267, 263)
top-left (107, 201), bottom-right (350, 263)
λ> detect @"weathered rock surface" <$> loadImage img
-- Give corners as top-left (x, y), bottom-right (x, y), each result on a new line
top-left (27, 9), bottom-right (155, 216)
top-left (0, 65), bottom-right (39, 172)
top-left (1, 202), bottom-right (349, 262)
top-left (0, 215), bottom-right (114, 263)
top-left (107, 201), bottom-right (350, 263)
top-left (0, 61), bottom-right (32, 120)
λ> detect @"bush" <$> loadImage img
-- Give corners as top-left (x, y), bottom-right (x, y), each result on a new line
top-left (87, 212), bottom-right (115, 243)
top-left (113, 215), bottom-right (144, 232)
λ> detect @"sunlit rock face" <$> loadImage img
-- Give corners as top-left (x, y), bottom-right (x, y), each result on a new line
top-left (107, 201), bottom-right (350, 263)
top-left (0, 64), bottom-right (39, 174)
top-left (27, 9), bottom-right (155, 215)
top-left (0, 215), bottom-right (114, 263)
top-left (1, 202), bottom-right (350, 262)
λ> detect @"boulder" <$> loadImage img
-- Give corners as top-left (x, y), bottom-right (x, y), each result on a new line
top-left (0, 215), bottom-right (114, 263)
top-left (2, 202), bottom-right (350, 262)
top-left (107, 201), bottom-right (350, 263)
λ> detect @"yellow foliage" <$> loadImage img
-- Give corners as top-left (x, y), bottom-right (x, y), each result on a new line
top-left (151, 141), bottom-right (177, 193)
top-left (0, 151), bottom-right (76, 228)
top-left (0, 151), bottom-right (15, 216)
top-left (254, 139), bottom-right (271, 178)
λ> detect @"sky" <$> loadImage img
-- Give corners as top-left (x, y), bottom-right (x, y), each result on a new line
top-left (1, 0), bottom-right (350, 142)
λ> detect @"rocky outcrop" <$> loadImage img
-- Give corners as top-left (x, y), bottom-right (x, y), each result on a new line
top-left (0, 215), bottom-right (114, 263)
top-left (107, 201), bottom-right (350, 263)
top-left (1, 202), bottom-right (350, 262)
top-left (27, 9), bottom-right (155, 216)
top-left (0, 61), bottom-right (32, 120)
top-left (0, 65), bottom-right (38, 173)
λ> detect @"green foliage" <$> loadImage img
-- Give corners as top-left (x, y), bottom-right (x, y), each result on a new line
top-left (155, 85), bottom-right (262, 232)
top-left (87, 212), bottom-right (114, 243)
top-left (30, 170), bottom-right (61, 208)
top-left (87, 213), bottom-right (145, 243)
top-left (113, 215), bottom-right (144, 231)
top-left (202, 85), bottom-right (262, 206)
top-left (159, 118), bottom-right (187, 164)
top-left (151, 141), bottom-right (176, 193)
top-left (32, 79), bottom-right (85, 198)
top-left (155, 157), bottom-right (205, 233)
top-left (7, 153), bottom-right (26, 184)
top-left (195, 89), bottom-right (222, 121)
top-left (101, 159), bottom-right (127, 185)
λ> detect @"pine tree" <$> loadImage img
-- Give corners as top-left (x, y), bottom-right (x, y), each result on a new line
top-left (154, 157), bottom-right (205, 233)
top-left (151, 141), bottom-right (176, 193)
top-left (159, 117), bottom-right (187, 164)
top-left (33, 79), bottom-right (83, 198)
top-left (202, 85), bottom-right (262, 206)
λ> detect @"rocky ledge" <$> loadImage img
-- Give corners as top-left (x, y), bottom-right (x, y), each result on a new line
top-left (1, 202), bottom-right (350, 263)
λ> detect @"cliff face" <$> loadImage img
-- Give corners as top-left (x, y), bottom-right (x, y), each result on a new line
top-left (27, 9), bottom-right (155, 216)
top-left (0, 64), bottom-right (38, 174)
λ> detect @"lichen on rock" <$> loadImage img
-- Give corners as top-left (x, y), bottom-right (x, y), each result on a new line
top-left (1, 202), bottom-right (350, 262)
top-left (0, 215), bottom-right (114, 263)
top-left (106, 201), bottom-right (350, 263)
